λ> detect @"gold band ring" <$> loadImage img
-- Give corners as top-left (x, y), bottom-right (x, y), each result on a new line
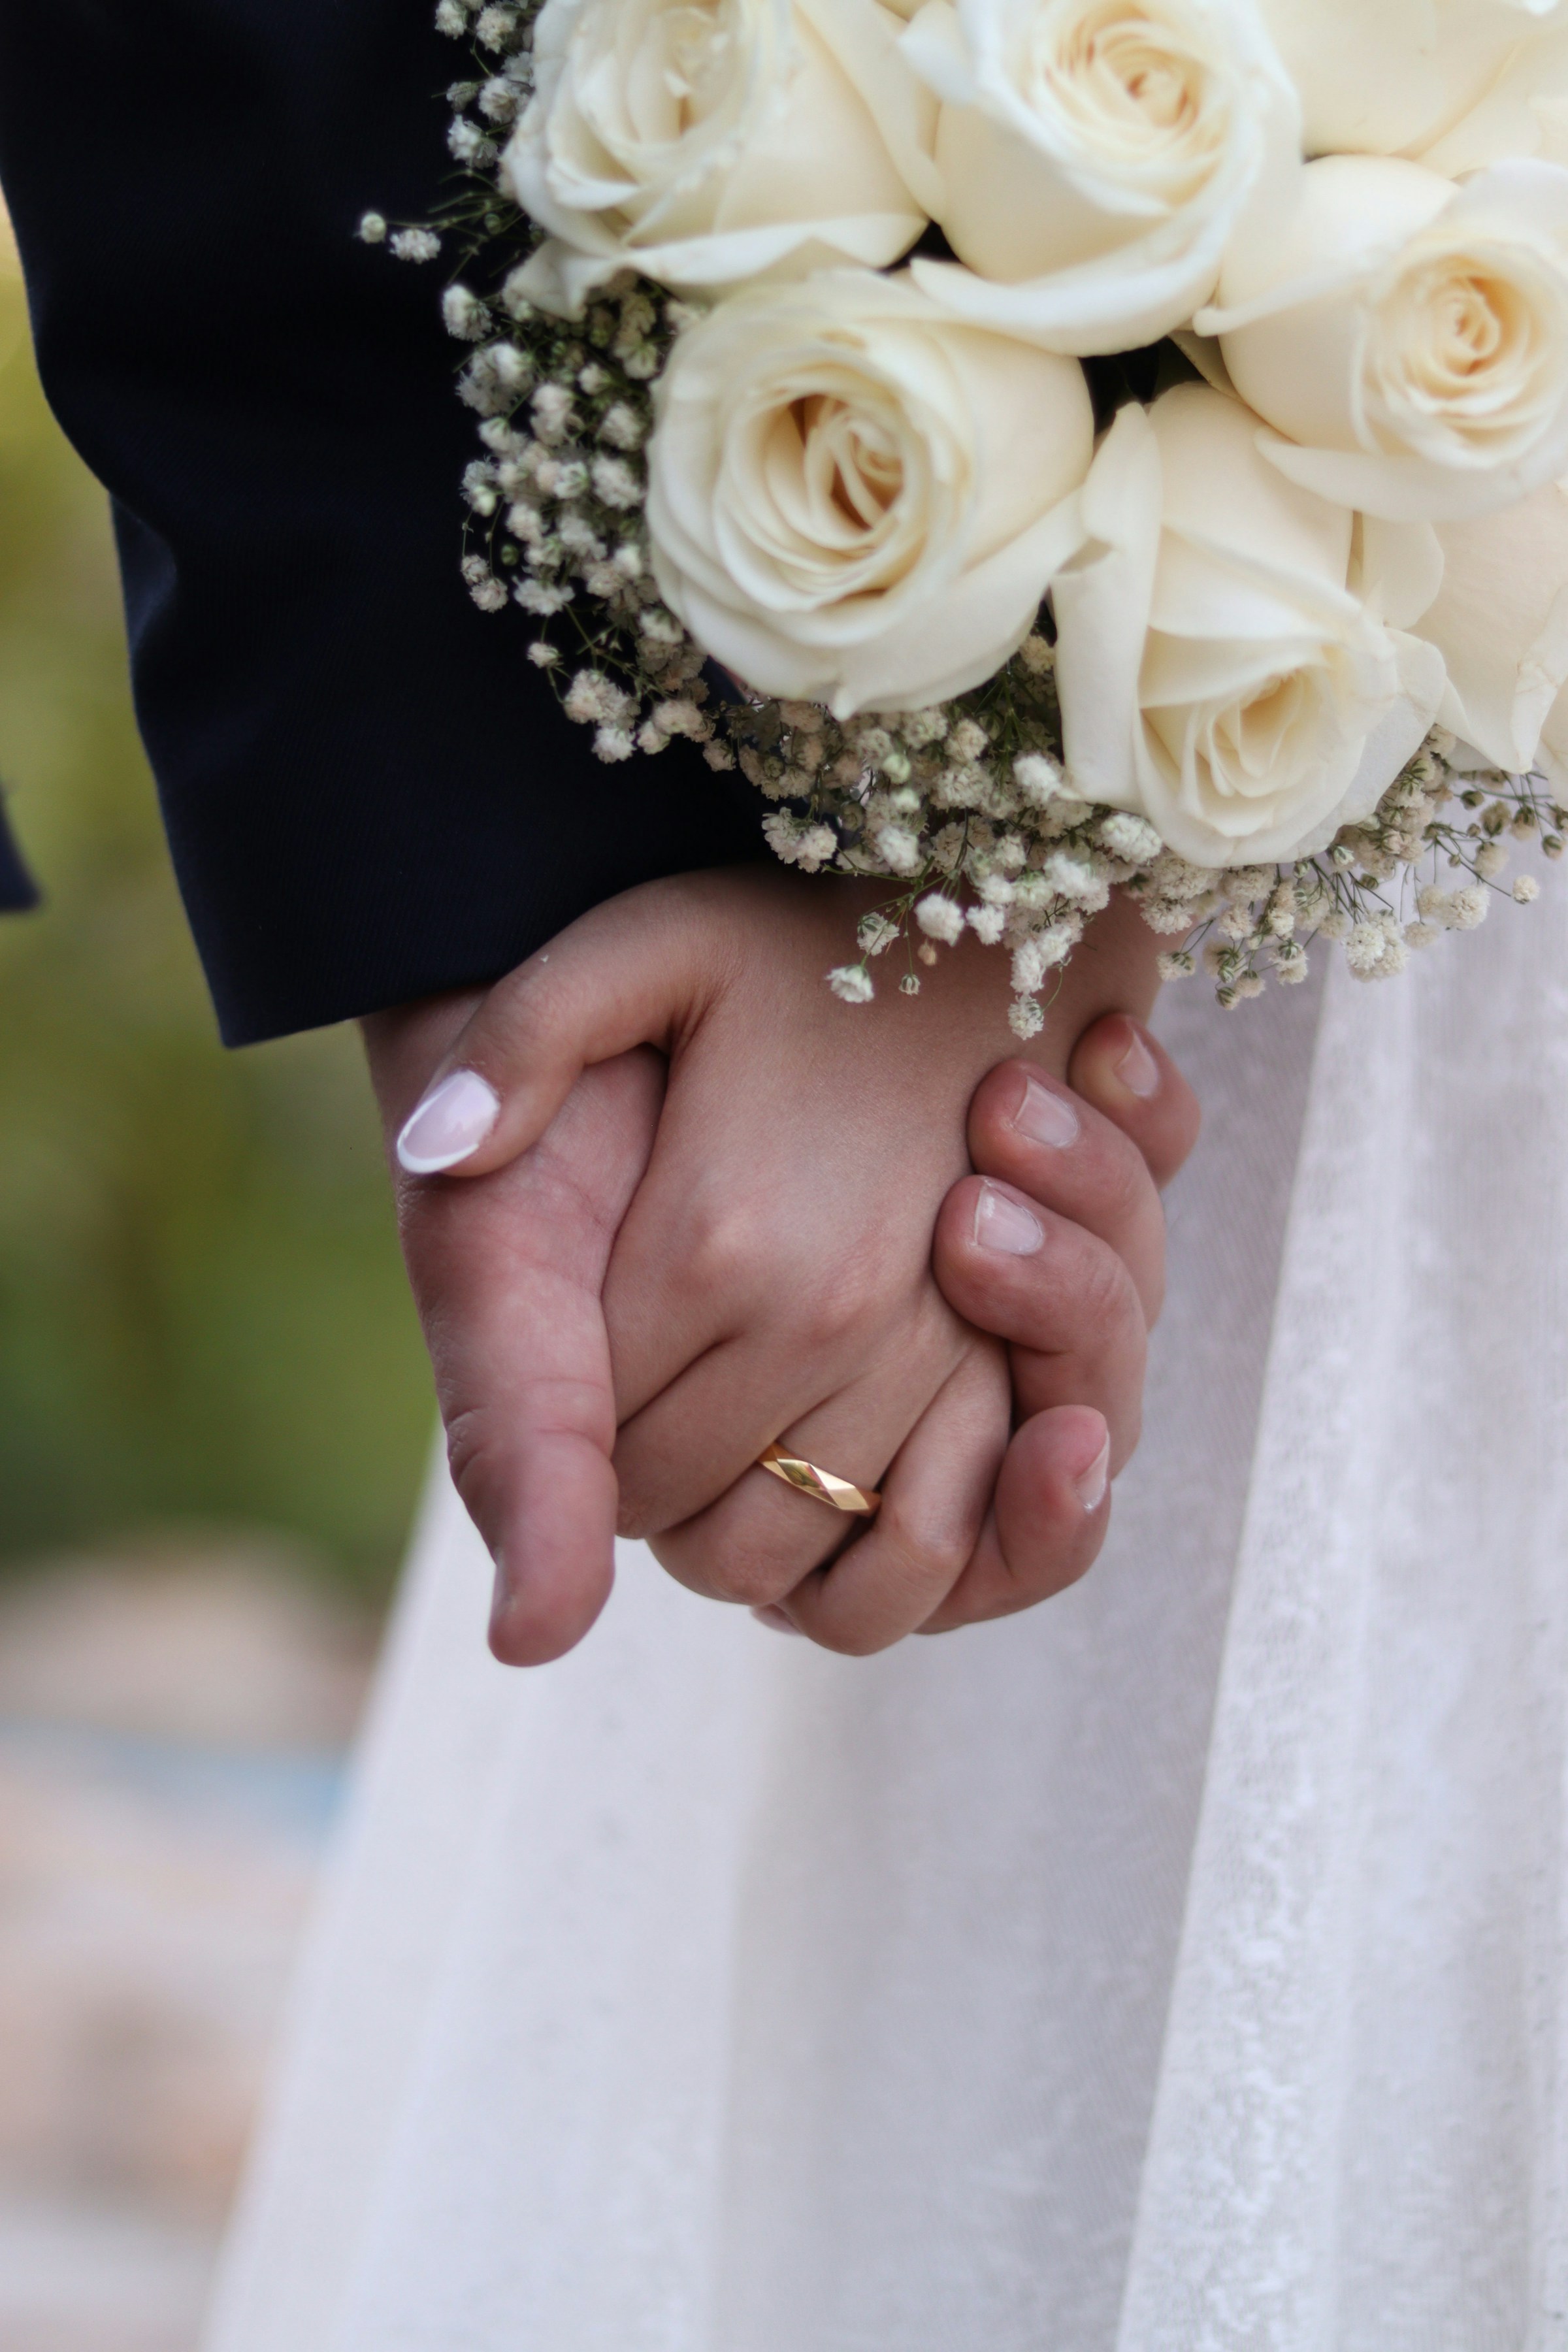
top-left (757, 1440), bottom-right (881, 1517)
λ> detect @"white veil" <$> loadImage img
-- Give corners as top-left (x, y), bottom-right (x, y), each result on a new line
top-left (204, 885), bottom-right (1568, 2350)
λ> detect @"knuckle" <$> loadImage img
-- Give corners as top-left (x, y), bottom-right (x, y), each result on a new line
top-left (677, 1196), bottom-right (764, 1315)
top-left (651, 1500), bottom-right (825, 1608)
top-left (873, 1511), bottom-right (972, 1605)
top-left (443, 1404), bottom-right (500, 1524)
top-left (784, 1251), bottom-right (898, 1359)
top-left (444, 1375), bottom-right (614, 1512)
top-left (443, 1403), bottom-right (487, 1486)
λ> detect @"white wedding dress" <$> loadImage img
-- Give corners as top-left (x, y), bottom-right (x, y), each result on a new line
top-left (204, 887), bottom-right (1568, 2351)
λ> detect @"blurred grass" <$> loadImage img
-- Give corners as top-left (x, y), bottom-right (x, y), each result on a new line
top-left (0, 257), bottom-right (433, 1603)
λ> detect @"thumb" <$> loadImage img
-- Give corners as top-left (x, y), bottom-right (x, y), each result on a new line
top-left (399, 1048), bottom-right (665, 1665)
top-left (393, 876), bottom-right (734, 1181)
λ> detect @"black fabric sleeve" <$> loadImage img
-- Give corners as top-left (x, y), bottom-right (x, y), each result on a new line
top-left (0, 0), bottom-right (767, 1043)
top-left (0, 794), bottom-right (37, 909)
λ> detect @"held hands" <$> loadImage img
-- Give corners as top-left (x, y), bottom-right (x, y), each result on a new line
top-left (361, 868), bottom-right (1198, 1663)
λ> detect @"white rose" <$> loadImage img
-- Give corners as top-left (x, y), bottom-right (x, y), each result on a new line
top-left (1052, 385), bottom-right (1447, 865)
top-left (896, 0), bottom-right (1301, 353)
top-left (1254, 0), bottom-right (1568, 164)
top-left (1417, 480), bottom-right (1568, 782)
top-left (1200, 156), bottom-right (1568, 521)
top-left (504, 0), bottom-right (931, 314)
top-left (1418, 15), bottom-right (1568, 178)
top-left (645, 271), bottom-right (1095, 715)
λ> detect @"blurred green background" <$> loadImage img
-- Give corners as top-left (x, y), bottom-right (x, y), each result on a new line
top-left (0, 253), bottom-right (433, 1604)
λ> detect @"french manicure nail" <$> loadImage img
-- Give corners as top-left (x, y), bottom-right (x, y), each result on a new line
top-left (1012, 1071), bottom-right (1081, 1149)
top-left (752, 1603), bottom-right (803, 1636)
top-left (1073, 1433), bottom-right (1111, 1513)
top-left (973, 1180), bottom-right (1043, 1256)
top-left (397, 1068), bottom-right (500, 1173)
top-left (1115, 1028), bottom-right (1160, 1100)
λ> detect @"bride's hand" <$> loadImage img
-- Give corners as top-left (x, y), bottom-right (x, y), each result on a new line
top-left (365, 867), bottom-right (1198, 1659)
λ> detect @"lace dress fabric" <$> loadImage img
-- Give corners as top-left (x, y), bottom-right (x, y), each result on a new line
top-left (204, 890), bottom-right (1568, 2351)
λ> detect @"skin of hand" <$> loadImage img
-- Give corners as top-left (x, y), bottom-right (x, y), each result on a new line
top-left (363, 866), bottom-right (1198, 1664)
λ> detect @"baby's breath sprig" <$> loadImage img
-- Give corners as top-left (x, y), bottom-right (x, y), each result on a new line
top-left (381, 0), bottom-right (1563, 1032)
top-left (1140, 749), bottom-right (1565, 1007)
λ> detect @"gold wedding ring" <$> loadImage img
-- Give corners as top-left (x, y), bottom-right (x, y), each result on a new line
top-left (757, 1440), bottom-right (881, 1516)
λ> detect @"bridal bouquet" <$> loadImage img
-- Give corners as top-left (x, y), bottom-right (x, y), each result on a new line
top-left (375, 0), bottom-right (1568, 1028)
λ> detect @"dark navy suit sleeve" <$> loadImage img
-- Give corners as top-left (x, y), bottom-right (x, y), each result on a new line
top-left (0, 0), bottom-right (766, 1043)
top-left (0, 796), bottom-right (36, 909)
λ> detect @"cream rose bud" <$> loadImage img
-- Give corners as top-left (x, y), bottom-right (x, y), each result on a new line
top-left (1053, 385), bottom-right (1446, 867)
top-left (645, 272), bottom-right (1094, 716)
top-left (1201, 157), bottom-right (1568, 522)
top-left (1418, 480), bottom-right (1568, 783)
top-left (897, 0), bottom-right (1302, 355)
top-left (1254, 0), bottom-right (1568, 168)
top-left (505, 0), bottom-right (932, 316)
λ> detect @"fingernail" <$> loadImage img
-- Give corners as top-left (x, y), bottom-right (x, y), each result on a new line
top-left (1115, 1026), bottom-right (1160, 1100)
top-left (1073, 1431), bottom-right (1111, 1513)
top-left (973, 1180), bottom-right (1043, 1256)
top-left (751, 1603), bottom-right (803, 1636)
top-left (397, 1069), bottom-right (500, 1173)
top-left (1011, 1071), bottom-right (1081, 1149)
